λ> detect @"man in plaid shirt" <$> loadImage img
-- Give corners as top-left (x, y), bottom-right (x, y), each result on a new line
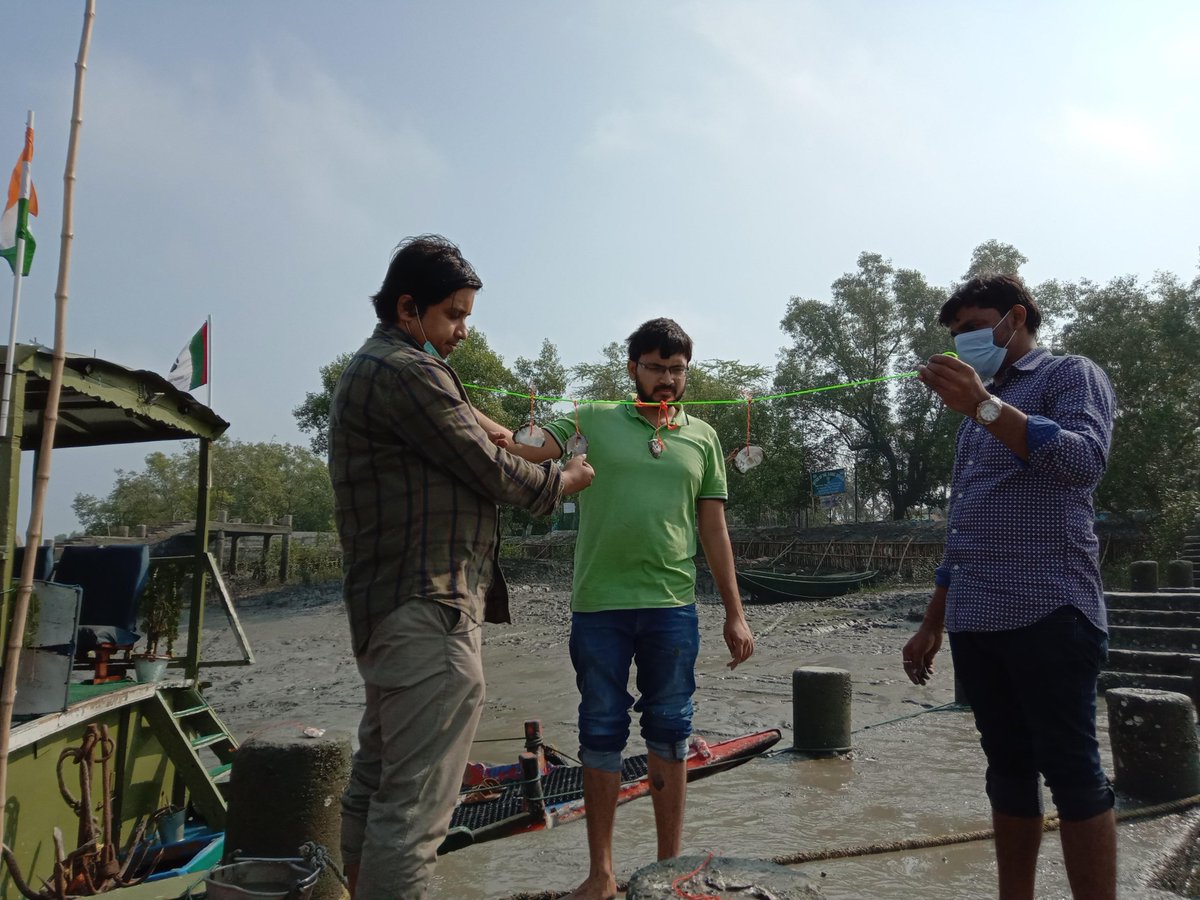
top-left (330, 235), bottom-right (594, 899)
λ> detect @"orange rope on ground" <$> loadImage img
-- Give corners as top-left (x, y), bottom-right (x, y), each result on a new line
top-left (671, 851), bottom-right (720, 900)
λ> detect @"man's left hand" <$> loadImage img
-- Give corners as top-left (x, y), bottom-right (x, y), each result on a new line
top-left (918, 353), bottom-right (989, 417)
top-left (724, 616), bottom-right (755, 670)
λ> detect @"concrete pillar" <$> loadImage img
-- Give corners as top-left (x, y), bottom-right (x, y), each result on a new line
top-left (214, 509), bottom-right (228, 571)
top-left (261, 534), bottom-right (273, 582)
top-left (228, 535), bottom-right (240, 574)
top-left (116, 525), bottom-right (130, 537)
top-left (1105, 688), bottom-right (1200, 802)
top-left (135, 524), bottom-right (147, 538)
top-left (1167, 559), bottom-right (1195, 589)
top-left (792, 666), bottom-right (851, 754)
top-left (279, 515), bottom-right (293, 582)
top-left (953, 672), bottom-right (971, 707)
top-left (1130, 560), bottom-right (1159, 592)
top-left (225, 729), bottom-right (353, 900)
top-left (627, 856), bottom-right (823, 898)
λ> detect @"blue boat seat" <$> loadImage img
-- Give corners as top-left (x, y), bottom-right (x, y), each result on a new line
top-left (54, 544), bottom-right (150, 683)
top-left (12, 544), bottom-right (55, 581)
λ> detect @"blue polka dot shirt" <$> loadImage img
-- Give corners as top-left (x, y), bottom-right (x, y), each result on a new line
top-left (935, 348), bottom-right (1116, 634)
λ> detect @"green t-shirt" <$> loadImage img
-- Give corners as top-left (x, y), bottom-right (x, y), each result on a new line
top-left (543, 401), bottom-right (727, 612)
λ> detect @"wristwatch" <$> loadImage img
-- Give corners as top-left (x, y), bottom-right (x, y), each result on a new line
top-left (974, 395), bottom-right (1003, 425)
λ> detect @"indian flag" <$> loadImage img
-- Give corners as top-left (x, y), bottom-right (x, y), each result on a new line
top-left (168, 321), bottom-right (210, 391)
top-left (0, 124), bottom-right (38, 277)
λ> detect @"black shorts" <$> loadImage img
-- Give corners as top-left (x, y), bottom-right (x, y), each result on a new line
top-left (949, 604), bottom-right (1114, 821)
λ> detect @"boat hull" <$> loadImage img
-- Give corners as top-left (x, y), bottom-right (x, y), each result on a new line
top-left (440, 729), bottom-right (781, 853)
top-left (735, 569), bottom-right (878, 602)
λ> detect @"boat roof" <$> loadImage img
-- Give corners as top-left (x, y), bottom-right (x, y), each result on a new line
top-left (3, 343), bottom-right (228, 449)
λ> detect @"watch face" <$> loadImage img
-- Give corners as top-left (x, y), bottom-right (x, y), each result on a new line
top-left (977, 398), bottom-right (1002, 423)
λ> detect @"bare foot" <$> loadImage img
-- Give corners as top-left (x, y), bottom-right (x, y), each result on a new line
top-left (565, 873), bottom-right (618, 900)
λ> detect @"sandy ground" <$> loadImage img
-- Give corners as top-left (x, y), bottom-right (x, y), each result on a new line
top-left (200, 566), bottom-right (1191, 900)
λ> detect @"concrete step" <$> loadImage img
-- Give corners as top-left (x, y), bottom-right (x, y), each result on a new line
top-left (1098, 670), bottom-right (1195, 697)
top-left (1109, 609), bottom-right (1200, 628)
top-left (1107, 648), bottom-right (1196, 676)
top-left (1108, 625), bottom-right (1200, 653)
top-left (1105, 591), bottom-right (1200, 612)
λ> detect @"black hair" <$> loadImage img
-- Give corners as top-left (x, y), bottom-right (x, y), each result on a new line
top-left (938, 273), bottom-right (1042, 333)
top-left (371, 234), bottom-right (483, 324)
top-left (626, 318), bottom-right (694, 362)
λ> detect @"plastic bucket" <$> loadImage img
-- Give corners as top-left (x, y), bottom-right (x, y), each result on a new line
top-left (134, 656), bottom-right (169, 683)
top-left (204, 857), bottom-right (321, 900)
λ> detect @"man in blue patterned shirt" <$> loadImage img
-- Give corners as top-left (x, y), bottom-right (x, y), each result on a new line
top-left (905, 273), bottom-right (1117, 900)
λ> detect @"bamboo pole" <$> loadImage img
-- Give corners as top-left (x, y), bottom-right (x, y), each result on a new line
top-left (0, 0), bottom-right (95, 851)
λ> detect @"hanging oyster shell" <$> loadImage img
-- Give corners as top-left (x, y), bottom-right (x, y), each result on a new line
top-left (565, 433), bottom-right (588, 455)
top-left (733, 445), bottom-right (765, 473)
top-left (647, 437), bottom-right (665, 458)
top-left (513, 425), bottom-right (545, 447)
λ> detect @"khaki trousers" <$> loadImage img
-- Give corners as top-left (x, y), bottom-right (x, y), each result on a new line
top-left (340, 600), bottom-right (484, 900)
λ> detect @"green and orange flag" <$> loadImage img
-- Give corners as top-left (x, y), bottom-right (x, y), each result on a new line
top-left (0, 123), bottom-right (37, 276)
top-left (168, 321), bottom-right (210, 392)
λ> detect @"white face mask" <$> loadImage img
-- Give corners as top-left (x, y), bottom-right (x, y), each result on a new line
top-left (954, 310), bottom-right (1014, 381)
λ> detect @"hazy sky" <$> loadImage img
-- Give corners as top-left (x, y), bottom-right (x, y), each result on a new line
top-left (4, 2), bottom-right (1199, 534)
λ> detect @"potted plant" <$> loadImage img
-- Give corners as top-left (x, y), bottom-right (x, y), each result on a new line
top-left (135, 559), bottom-right (188, 683)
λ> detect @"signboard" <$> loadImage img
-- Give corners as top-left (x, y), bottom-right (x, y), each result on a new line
top-left (811, 469), bottom-right (846, 497)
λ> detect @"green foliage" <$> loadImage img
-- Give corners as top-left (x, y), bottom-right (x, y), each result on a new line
top-left (962, 240), bottom-right (1028, 281)
top-left (448, 330), bottom-right (523, 427)
top-left (262, 534), bottom-right (344, 585)
top-left (776, 251), bottom-right (958, 520)
top-left (686, 360), bottom-right (816, 526)
top-left (293, 352), bottom-right (352, 456)
top-left (572, 342), bottom-right (630, 401)
top-left (1060, 271), bottom-right (1200, 524)
top-left (512, 339), bottom-right (568, 425)
top-left (139, 559), bottom-right (189, 657)
top-left (73, 439), bottom-right (334, 534)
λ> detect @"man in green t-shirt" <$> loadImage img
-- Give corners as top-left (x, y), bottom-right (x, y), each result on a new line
top-left (508, 318), bottom-right (754, 900)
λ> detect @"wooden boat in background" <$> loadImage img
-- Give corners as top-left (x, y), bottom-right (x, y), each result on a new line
top-left (735, 568), bottom-right (879, 602)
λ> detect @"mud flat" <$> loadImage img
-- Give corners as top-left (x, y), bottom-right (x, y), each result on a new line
top-left (203, 575), bottom-right (1187, 899)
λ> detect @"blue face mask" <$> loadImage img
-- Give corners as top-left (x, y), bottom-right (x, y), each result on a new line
top-left (954, 310), bottom-right (1014, 382)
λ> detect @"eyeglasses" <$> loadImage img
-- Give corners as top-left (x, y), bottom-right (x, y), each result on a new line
top-left (637, 362), bottom-right (689, 378)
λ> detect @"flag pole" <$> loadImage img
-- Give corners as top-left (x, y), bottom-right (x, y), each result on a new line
top-left (207, 313), bottom-right (212, 409)
top-left (0, 0), bottom-right (95, 852)
top-left (0, 111), bottom-right (34, 440)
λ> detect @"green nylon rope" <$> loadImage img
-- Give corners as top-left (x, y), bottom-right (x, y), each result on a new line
top-left (463, 369), bottom-right (924, 407)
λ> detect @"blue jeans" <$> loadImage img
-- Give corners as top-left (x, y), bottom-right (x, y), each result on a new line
top-left (569, 605), bottom-right (700, 772)
top-left (949, 604), bottom-right (1114, 821)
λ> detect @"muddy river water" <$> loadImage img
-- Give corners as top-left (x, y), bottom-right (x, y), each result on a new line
top-left (205, 581), bottom-right (1188, 899)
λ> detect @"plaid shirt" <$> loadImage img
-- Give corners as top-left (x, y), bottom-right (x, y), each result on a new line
top-left (330, 323), bottom-right (562, 655)
top-left (936, 348), bottom-right (1116, 634)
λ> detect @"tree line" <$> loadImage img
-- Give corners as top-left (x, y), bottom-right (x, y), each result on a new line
top-left (77, 241), bottom-right (1200, 555)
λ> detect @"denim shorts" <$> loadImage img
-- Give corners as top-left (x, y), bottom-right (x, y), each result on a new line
top-left (949, 604), bottom-right (1114, 821)
top-left (569, 605), bottom-right (700, 772)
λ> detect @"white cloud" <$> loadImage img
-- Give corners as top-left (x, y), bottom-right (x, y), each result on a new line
top-left (86, 44), bottom-right (446, 226)
top-left (1053, 107), bottom-right (1170, 169)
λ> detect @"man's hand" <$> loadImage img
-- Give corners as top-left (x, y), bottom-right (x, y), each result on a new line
top-left (560, 454), bottom-right (595, 494)
top-left (485, 428), bottom-right (512, 448)
top-left (918, 353), bottom-right (990, 417)
top-left (724, 615), bottom-right (754, 670)
top-left (902, 625), bottom-right (943, 686)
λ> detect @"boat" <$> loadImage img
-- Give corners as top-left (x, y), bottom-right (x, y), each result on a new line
top-left (440, 726), bottom-right (781, 853)
top-left (735, 568), bottom-right (879, 603)
top-left (1, 345), bottom-right (249, 898)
